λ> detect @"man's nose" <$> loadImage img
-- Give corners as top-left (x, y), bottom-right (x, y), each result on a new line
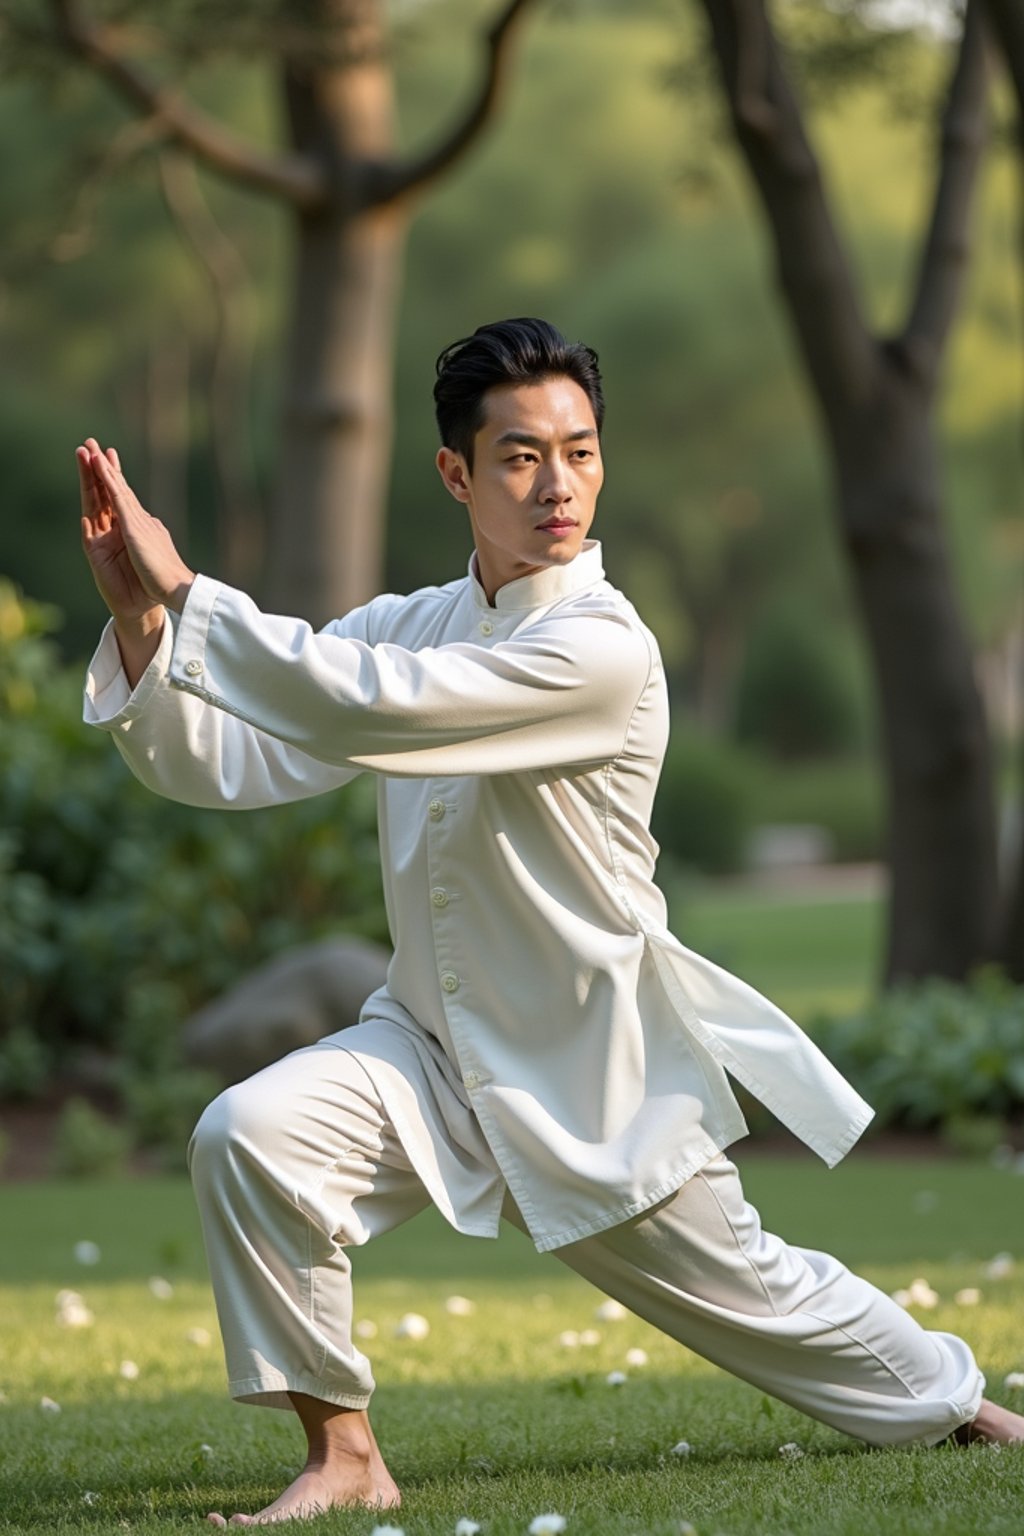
top-left (539, 463), bottom-right (571, 503)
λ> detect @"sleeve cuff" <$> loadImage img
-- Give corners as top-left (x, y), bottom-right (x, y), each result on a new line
top-left (83, 612), bottom-right (180, 729)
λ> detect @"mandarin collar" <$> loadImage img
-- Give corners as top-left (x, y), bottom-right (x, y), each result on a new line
top-left (468, 541), bottom-right (605, 613)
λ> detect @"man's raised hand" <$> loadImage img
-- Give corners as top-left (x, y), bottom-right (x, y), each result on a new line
top-left (78, 438), bottom-right (195, 618)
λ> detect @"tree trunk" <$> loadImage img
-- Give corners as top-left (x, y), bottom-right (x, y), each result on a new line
top-left (832, 371), bottom-right (999, 981)
top-left (980, 0), bottom-right (1024, 978)
top-left (695, 0), bottom-right (996, 982)
top-left (268, 200), bottom-right (406, 623)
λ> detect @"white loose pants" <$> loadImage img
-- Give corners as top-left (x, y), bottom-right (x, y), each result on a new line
top-left (187, 1041), bottom-right (983, 1448)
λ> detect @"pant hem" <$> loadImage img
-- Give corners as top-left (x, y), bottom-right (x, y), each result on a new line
top-left (228, 1372), bottom-right (373, 1412)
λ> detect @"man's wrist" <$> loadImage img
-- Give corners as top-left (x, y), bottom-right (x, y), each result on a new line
top-left (114, 606), bottom-right (166, 643)
top-left (165, 572), bottom-right (196, 614)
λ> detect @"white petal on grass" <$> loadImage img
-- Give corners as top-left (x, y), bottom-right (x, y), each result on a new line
top-left (73, 1241), bottom-right (101, 1266)
top-left (669, 1441), bottom-right (692, 1458)
top-left (40, 1397), bottom-right (61, 1414)
top-left (778, 1442), bottom-right (804, 1459)
top-left (445, 1295), bottom-right (476, 1316)
top-left (986, 1252), bottom-right (1014, 1280)
top-left (394, 1312), bottom-right (430, 1341)
top-left (594, 1298), bottom-right (627, 1322)
top-left (186, 1327), bottom-right (212, 1346)
top-left (149, 1276), bottom-right (174, 1300)
top-left (578, 1329), bottom-right (601, 1346)
top-left (198, 1443), bottom-right (214, 1459)
top-left (606, 1370), bottom-right (628, 1387)
top-left (369, 1526), bottom-right (405, 1536)
top-left (557, 1330), bottom-right (580, 1348)
top-left (119, 1360), bottom-right (140, 1380)
top-left (677, 1524), bottom-right (698, 1536)
top-left (528, 1516), bottom-right (567, 1536)
top-left (81, 1491), bottom-right (99, 1506)
top-left (1003, 1372), bottom-right (1024, 1390)
top-left (56, 1297), bottom-right (94, 1329)
top-left (625, 1348), bottom-right (649, 1368)
top-left (354, 1319), bottom-right (379, 1340)
top-left (906, 1278), bottom-right (939, 1309)
top-left (455, 1521), bottom-right (482, 1536)
top-left (955, 1288), bottom-right (981, 1307)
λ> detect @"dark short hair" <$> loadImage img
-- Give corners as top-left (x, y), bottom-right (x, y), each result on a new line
top-left (433, 317), bottom-right (604, 467)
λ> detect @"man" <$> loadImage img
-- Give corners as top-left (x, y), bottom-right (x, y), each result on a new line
top-left (81, 318), bottom-right (1022, 1527)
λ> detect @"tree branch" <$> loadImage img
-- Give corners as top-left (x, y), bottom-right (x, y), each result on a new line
top-left (49, 0), bottom-right (329, 210)
top-left (694, 0), bottom-right (876, 423)
top-left (901, 1), bottom-right (990, 391)
top-left (371, 0), bottom-right (534, 205)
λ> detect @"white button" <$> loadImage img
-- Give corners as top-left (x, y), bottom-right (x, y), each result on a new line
top-left (478, 620), bottom-right (494, 636)
top-left (441, 972), bottom-right (459, 993)
top-left (463, 1071), bottom-right (483, 1089)
top-left (428, 799), bottom-right (445, 821)
top-left (184, 659), bottom-right (203, 677)
top-left (430, 887), bottom-right (450, 908)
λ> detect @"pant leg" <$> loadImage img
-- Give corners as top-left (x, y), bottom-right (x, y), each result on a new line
top-left (541, 1155), bottom-right (983, 1448)
top-left (187, 1041), bottom-right (430, 1411)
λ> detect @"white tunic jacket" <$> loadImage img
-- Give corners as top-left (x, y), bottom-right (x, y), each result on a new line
top-left (84, 541), bottom-right (873, 1251)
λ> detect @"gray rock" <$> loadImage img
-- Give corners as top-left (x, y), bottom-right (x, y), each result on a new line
top-left (182, 936), bottom-right (391, 1082)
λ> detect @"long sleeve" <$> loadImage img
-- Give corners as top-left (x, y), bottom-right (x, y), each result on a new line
top-left (84, 606), bottom-right (364, 810)
top-left (163, 575), bottom-right (655, 779)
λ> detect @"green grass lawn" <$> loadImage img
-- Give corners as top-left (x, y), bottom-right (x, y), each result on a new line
top-left (665, 882), bottom-right (883, 1023)
top-left (2, 1156), bottom-right (1024, 1535)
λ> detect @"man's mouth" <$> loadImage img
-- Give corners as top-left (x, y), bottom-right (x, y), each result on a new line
top-left (537, 518), bottom-right (578, 532)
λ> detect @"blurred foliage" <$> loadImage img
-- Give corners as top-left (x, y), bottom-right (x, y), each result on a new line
top-left (733, 604), bottom-right (870, 759)
top-left (815, 967), bottom-right (1024, 1139)
top-left (652, 732), bottom-right (753, 875)
top-left (52, 1094), bottom-right (132, 1177)
top-left (0, 585), bottom-right (388, 1094)
top-left (0, 0), bottom-right (1017, 752)
top-left (653, 731), bottom-right (885, 874)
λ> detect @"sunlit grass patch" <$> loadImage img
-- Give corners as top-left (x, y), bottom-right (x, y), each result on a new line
top-left (2, 1162), bottom-right (1024, 1534)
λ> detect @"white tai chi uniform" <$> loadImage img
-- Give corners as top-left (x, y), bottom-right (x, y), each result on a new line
top-left (85, 542), bottom-right (983, 1446)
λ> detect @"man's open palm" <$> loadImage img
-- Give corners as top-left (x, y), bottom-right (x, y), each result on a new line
top-left (78, 437), bottom-right (194, 617)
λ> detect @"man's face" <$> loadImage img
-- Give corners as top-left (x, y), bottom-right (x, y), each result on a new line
top-left (436, 376), bottom-right (603, 603)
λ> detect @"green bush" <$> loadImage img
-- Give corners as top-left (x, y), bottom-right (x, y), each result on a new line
top-left (0, 583), bottom-right (389, 1120)
top-left (652, 732), bottom-right (753, 874)
top-left (814, 968), bottom-right (1024, 1141)
top-left (745, 755), bottom-right (885, 863)
top-left (52, 1097), bottom-right (132, 1178)
top-left (733, 605), bottom-right (869, 759)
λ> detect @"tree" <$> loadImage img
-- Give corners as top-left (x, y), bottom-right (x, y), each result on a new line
top-left (44, 0), bottom-right (535, 623)
top-left (977, 0), bottom-right (1024, 979)
top-left (690, 0), bottom-right (1003, 984)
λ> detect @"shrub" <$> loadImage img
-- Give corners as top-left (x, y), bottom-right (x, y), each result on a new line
top-left (813, 968), bottom-right (1024, 1140)
top-left (745, 756), bottom-right (885, 864)
top-left (733, 605), bottom-right (868, 758)
top-left (652, 732), bottom-right (753, 875)
top-left (52, 1097), bottom-right (132, 1178)
top-left (0, 583), bottom-right (389, 1131)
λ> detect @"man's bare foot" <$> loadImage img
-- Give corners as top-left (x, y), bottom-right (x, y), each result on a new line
top-left (205, 1399), bottom-right (400, 1526)
top-left (953, 1397), bottom-right (1024, 1446)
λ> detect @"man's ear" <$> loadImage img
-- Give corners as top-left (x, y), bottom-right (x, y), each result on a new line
top-left (436, 446), bottom-right (472, 505)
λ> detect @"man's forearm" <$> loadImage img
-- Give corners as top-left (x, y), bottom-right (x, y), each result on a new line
top-left (114, 607), bottom-right (166, 689)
